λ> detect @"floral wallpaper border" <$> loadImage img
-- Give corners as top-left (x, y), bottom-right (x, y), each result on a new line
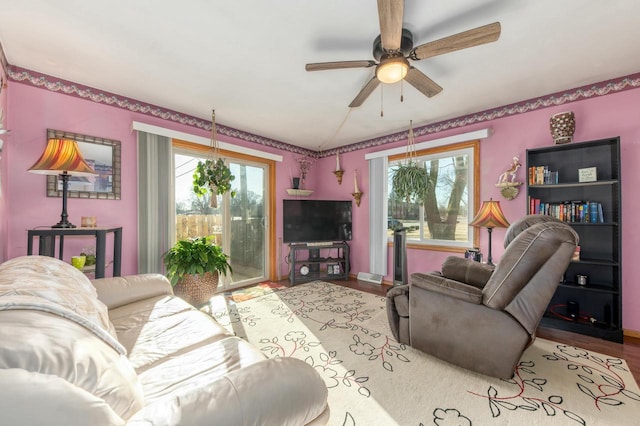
top-left (6, 60), bottom-right (640, 158)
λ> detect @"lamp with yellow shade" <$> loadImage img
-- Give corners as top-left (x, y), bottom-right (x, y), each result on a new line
top-left (28, 138), bottom-right (96, 228)
top-left (469, 199), bottom-right (510, 266)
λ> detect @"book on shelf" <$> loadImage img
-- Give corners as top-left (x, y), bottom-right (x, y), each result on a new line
top-left (528, 165), bottom-right (558, 185)
top-left (527, 198), bottom-right (604, 223)
top-left (572, 246), bottom-right (581, 261)
top-left (597, 202), bottom-right (605, 223)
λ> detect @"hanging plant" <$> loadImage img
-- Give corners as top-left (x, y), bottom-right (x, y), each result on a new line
top-left (392, 161), bottom-right (429, 203)
top-left (193, 158), bottom-right (236, 204)
top-left (192, 110), bottom-right (236, 208)
top-left (391, 120), bottom-right (429, 204)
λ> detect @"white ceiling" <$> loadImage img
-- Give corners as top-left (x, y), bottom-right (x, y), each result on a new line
top-left (2, 1), bottom-right (640, 151)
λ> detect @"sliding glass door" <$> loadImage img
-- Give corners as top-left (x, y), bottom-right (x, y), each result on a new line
top-left (174, 148), bottom-right (269, 290)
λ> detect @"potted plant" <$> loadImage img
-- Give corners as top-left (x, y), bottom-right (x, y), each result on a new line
top-left (163, 236), bottom-right (232, 305)
top-left (391, 161), bottom-right (429, 204)
top-left (391, 121), bottom-right (430, 204)
top-left (192, 158), bottom-right (236, 208)
top-left (295, 155), bottom-right (315, 189)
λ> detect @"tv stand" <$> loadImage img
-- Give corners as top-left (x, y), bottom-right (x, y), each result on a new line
top-left (288, 242), bottom-right (350, 285)
top-left (306, 241), bottom-right (334, 247)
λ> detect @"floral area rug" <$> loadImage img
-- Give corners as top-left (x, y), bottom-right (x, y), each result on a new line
top-left (221, 281), bottom-right (286, 303)
top-left (203, 281), bottom-right (640, 425)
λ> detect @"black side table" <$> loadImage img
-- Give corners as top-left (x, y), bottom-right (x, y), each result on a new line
top-left (27, 226), bottom-right (122, 278)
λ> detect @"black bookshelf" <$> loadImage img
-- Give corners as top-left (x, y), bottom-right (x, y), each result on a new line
top-left (526, 137), bottom-right (622, 342)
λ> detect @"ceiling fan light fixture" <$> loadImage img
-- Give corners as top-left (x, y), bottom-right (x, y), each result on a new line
top-left (376, 56), bottom-right (409, 84)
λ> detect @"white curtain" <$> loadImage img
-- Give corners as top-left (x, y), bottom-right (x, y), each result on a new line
top-left (137, 131), bottom-right (172, 274)
top-left (368, 156), bottom-right (388, 276)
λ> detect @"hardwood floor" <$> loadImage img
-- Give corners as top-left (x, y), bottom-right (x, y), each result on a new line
top-left (307, 278), bottom-right (640, 383)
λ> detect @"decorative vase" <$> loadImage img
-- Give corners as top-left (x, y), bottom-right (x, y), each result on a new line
top-left (292, 177), bottom-right (301, 189)
top-left (173, 271), bottom-right (220, 305)
top-left (550, 111), bottom-right (575, 144)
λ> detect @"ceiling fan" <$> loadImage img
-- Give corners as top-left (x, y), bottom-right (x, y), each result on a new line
top-left (305, 0), bottom-right (501, 108)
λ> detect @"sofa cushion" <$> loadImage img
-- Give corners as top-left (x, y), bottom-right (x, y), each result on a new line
top-left (0, 310), bottom-right (144, 421)
top-left (109, 294), bottom-right (279, 408)
top-left (109, 295), bottom-right (232, 371)
top-left (138, 335), bottom-right (267, 402)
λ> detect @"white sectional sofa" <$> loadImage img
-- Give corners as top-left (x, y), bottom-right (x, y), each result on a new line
top-left (0, 255), bottom-right (329, 425)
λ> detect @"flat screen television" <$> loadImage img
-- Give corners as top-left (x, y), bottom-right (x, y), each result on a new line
top-left (283, 200), bottom-right (352, 243)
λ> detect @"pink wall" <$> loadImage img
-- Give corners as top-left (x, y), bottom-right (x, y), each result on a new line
top-left (4, 82), bottom-right (289, 276)
top-left (316, 87), bottom-right (640, 333)
top-left (4, 76), bottom-right (640, 333)
top-left (0, 63), bottom-right (7, 262)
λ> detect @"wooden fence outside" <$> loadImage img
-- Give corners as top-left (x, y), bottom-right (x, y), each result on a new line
top-left (176, 214), bottom-right (223, 244)
top-left (176, 214), bottom-right (263, 270)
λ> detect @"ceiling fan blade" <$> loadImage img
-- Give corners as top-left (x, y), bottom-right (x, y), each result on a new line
top-left (305, 60), bottom-right (376, 72)
top-left (349, 77), bottom-right (381, 108)
top-left (404, 67), bottom-right (443, 98)
top-left (377, 0), bottom-right (404, 51)
top-left (411, 22), bottom-right (501, 60)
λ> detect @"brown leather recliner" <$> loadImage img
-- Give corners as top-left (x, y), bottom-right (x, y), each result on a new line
top-left (386, 215), bottom-right (579, 379)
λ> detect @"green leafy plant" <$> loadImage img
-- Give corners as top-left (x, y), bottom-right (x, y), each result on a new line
top-left (80, 246), bottom-right (96, 266)
top-left (163, 236), bottom-right (232, 286)
top-left (391, 161), bottom-right (429, 204)
top-left (192, 158), bottom-right (236, 205)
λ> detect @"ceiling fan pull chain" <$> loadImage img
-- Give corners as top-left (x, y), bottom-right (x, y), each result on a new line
top-left (401, 79), bottom-right (404, 103)
top-left (380, 84), bottom-right (384, 117)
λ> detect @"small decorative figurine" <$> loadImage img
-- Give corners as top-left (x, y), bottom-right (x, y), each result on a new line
top-left (496, 155), bottom-right (523, 200)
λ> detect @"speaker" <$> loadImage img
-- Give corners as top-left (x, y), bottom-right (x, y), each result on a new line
top-left (567, 300), bottom-right (579, 320)
top-left (309, 248), bottom-right (320, 272)
top-left (393, 228), bottom-right (407, 286)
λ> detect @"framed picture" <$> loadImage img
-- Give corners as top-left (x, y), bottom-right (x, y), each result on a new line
top-left (46, 129), bottom-right (121, 200)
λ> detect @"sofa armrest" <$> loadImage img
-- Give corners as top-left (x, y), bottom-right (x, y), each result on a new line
top-left (126, 357), bottom-right (329, 426)
top-left (91, 274), bottom-right (173, 310)
top-left (410, 272), bottom-right (483, 304)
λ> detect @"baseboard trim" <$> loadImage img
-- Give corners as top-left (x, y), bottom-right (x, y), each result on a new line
top-left (624, 329), bottom-right (640, 339)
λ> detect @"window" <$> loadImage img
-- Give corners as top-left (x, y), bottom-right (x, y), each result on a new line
top-left (387, 141), bottom-right (479, 249)
top-left (172, 141), bottom-right (273, 289)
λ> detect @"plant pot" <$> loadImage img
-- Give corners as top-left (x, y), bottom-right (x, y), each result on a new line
top-left (292, 177), bottom-right (301, 189)
top-left (173, 271), bottom-right (219, 305)
top-left (210, 187), bottom-right (218, 208)
top-left (550, 111), bottom-right (575, 144)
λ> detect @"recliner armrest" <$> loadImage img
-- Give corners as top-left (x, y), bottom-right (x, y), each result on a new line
top-left (410, 272), bottom-right (483, 304)
top-left (441, 256), bottom-right (495, 289)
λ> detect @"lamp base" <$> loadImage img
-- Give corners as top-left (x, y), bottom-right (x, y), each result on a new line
top-left (486, 227), bottom-right (494, 266)
top-left (52, 172), bottom-right (76, 228)
top-left (52, 221), bottom-right (76, 229)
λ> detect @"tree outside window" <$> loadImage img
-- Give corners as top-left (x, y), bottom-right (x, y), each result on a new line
top-left (387, 142), bottom-right (478, 248)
